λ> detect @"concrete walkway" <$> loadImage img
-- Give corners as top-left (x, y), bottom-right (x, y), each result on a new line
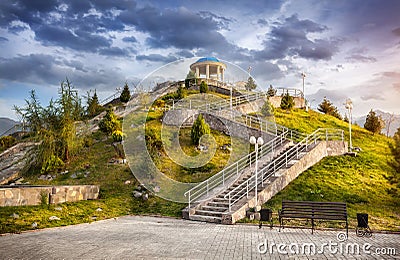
top-left (0, 216), bottom-right (398, 259)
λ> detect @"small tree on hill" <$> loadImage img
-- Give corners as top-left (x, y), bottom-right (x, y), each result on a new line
top-left (185, 70), bottom-right (197, 88)
top-left (87, 90), bottom-right (103, 118)
top-left (176, 85), bottom-right (186, 99)
top-left (191, 114), bottom-right (211, 145)
top-left (99, 106), bottom-right (121, 135)
top-left (120, 83), bottom-right (131, 103)
top-left (267, 85), bottom-right (276, 97)
top-left (280, 93), bottom-right (294, 110)
top-left (245, 77), bottom-right (257, 91)
top-left (364, 110), bottom-right (384, 134)
top-left (261, 99), bottom-right (274, 117)
top-left (199, 81), bottom-right (208, 94)
top-left (390, 127), bottom-right (400, 173)
top-left (317, 97), bottom-right (342, 119)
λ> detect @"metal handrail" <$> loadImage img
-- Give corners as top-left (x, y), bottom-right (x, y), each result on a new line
top-left (223, 128), bottom-right (344, 211)
top-left (183, 130), bottom-right (291, 208)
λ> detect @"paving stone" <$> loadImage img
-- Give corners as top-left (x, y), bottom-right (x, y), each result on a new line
top-left (0, 216), bottom-right (398, 259)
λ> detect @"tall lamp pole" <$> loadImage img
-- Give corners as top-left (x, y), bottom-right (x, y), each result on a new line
top-left (345, 99), bottom-right (353, 151)
top-left (301, 72), bottom-right (306, 108)
top-left (250, 136), bottom-right (264, 207)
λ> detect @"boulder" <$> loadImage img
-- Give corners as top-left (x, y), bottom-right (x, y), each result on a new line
top-left (133, 191), bottom-right (142, 198)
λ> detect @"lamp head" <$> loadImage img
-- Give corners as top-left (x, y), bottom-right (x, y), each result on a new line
top-left (249, 136), bottom-right (256, 145)
top-left (257, 137), bottom-right (264, 146)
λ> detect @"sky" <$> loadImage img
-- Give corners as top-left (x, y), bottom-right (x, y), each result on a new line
top-left (0, 0), bottom-right (399, 120)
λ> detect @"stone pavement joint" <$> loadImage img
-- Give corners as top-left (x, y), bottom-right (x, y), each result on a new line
top-left (0, 216), bottom-right (399, 259)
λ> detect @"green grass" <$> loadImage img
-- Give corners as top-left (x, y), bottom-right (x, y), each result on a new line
top-left (0, 130), bottom-right (185, 234)
top-left (248, 108), bottom-right (399, 231)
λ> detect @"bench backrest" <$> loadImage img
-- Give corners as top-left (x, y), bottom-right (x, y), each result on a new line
top-left (281, 200), bottom-right (347, 220)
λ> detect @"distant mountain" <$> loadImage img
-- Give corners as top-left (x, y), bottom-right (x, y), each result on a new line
top-left (0, 117), bottom-right (20, 136)
top-left (355, 110), bottom-right (400, 137)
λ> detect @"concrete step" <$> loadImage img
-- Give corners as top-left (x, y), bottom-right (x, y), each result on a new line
top-left (201, 205), bottom-right (228, 212)
top-left (189, 214), bottom-right (222, 223)
top-left (208, 201), bottom-right (229, 207)
top-left (195, 209), bottom-right (223, 217)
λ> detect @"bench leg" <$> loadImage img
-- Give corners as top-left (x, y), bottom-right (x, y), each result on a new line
top-left (311, 219), bottom-right (314, 234)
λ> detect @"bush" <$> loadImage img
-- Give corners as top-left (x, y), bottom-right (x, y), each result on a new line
top-left (261, 99), bottom-right (274, 117)
top-left (199, 81), bottom-right (208, 94)
top-left (191, 114), bottom-right (211, 145)
top-left (364, 110), bottom-right (384, 134)
top-left (280, 93), bottom-right (294, 110)
top-left (112, 130), bottom-right (124, 142)
top-left (0, 135), bottom-right (16, 150)
top-left (99, 106), bottom-right (121, 135)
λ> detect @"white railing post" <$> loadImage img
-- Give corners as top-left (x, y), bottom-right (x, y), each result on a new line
top-left (246, 180), bottom-right (249, 198)
top-left (285, 152), bottom-right (288, 167)
top-left (236, 162), bottom-right (239, 175)
top-left (207, 180), bottom-right (209, 195)
top-left (229, 194), bottom-right (231, 212)
top-left (222, 169), bottom-right (225, 186)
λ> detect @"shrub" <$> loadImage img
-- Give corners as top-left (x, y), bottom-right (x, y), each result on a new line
top-left (191, 114), bottom-right (211, 145)
top-left (199, 81), bottom-right (208, 94)
top-left (280, 93), bottom-right (294, 110)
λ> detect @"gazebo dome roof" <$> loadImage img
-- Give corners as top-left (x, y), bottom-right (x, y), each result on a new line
top-left (195, 57), bottom-right (220, 63)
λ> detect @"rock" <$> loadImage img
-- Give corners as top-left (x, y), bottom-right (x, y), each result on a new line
top-left (95, 208), bottom-right (103, 212)
top-left (38, 175), bottom-right (46, 180)
top-left (49, 216), bottom-right (60, 221)
top-left (133, 191), bottom-right (142, 198)
top-left (70, 173), bottom-right (77, 179)
top-left (135, 185), bottom-right (142, 191)
top-left (31, 222), bottom-right (38, 228)
top-left (124, 180), bottom-right (131, 185)
top-left (55, 207), bottom-right (62, 211)
top-left (91, 216), bottom-right (97, 220)
top-left (10, 213), bottom-right (19, 219)
top-left (60, 170), bottom-right (69, 175)
top-left (142, 193), bottom-right (149, 201)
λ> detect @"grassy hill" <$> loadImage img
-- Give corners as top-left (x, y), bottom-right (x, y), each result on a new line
top-left (262, 108), bottom-right (399, 231)
top-left (1, 105), bottom-right (398, 233)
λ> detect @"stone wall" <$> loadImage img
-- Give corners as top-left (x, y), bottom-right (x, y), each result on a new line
top-left (268, 96), bottom-right (305, 108)
top-left (0, 185), bottom-right (100, 207)
top-left (221, 140), bottom-right (347, 224)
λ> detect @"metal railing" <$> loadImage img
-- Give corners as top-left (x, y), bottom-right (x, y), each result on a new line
top-left (274, 88), bottom-right (304, 98)
top-left (184, 130), bottom-right (293, 208)
top-left (223, 128), bottom-right (344, 211)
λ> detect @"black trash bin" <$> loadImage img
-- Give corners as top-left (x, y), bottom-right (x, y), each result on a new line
top-left (259, 209), bottom-right (273, 229)
top-left (357, 213), bottom-right (368, 228)
top-left (260, 209), bottom-right (272, 221)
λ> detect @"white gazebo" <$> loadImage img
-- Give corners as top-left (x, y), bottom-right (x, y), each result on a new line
top-left (190, 57), bottom-right (226, 81)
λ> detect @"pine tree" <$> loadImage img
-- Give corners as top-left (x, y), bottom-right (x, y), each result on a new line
top-left (99, 106), bottom-right (121, 135)
top-left (390, 127), bottom-right (400, 173)
top-left (191, 114), bottom-right (211, 145)
top-left (245, 77), bottom-right (257, 91)
top-left (120, 83), bottom-right (131, 103)
top-left (364, 110), bottom-right (384, 134)
top-left (267, 85), bottom-right (276, 97)
top-left (87, 90), bottom-right (103, 118)
top-left (199, 81), bottom-right (208, 94)
top-left (280, 93), bottom-right (295, 110)
top-left (261, 99), bottom-right (274, 117)
top-left (176, 85), bottom-right (186, 99)
top-left (317, 97), bottom-right (342, 119)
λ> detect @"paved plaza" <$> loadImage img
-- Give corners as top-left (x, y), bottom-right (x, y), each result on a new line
top-left (0, 215), bottom-right (398, 259)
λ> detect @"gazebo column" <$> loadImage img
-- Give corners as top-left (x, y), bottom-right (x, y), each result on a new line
top-left (217, 65), bottom-right (221, 81)
top-left (206, 64), bottom-right (210, 79)
top-left (195, 67), bottom-right (199, 78)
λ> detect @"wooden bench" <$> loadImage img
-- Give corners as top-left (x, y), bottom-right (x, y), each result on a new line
top-left (279, 200), bottom-right (348, 235)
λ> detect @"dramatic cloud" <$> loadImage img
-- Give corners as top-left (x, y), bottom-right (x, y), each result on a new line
top-left (136, 54), bottom-right (177, 63)
top-left (122, 36), bottom-right (137, 43)
top-left (345, 54), bottom-right (377, 63)
top-left (254, 14), bottom-right (341, 61)
top-left (393, 27), bottom-right (400, 36)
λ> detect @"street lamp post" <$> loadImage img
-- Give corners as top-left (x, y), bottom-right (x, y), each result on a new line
top-left (250, 136), bottom-right (264, 208)
top-left (345, 99), bottom-right (353, 151)
top-left (301, 72), bottom-right (306, 108)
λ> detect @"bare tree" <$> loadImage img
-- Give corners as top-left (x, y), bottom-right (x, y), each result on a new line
top-left (385, 113), bottom-right (395, 137)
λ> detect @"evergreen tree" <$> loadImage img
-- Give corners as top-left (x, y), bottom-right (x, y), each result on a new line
top-left (185, 70), bottom-right (197, 88)
top-left (99, 106), bottom-right (121, 135)
top-left (267, 85), bottom-right (276, 97)
top-left (191, 114), bottom-right (211, 145)
top-left (87, 90), bottom-right (103, 118)
top-left (364, 110), bottom-right (384, 134)
top-left (245, 77), bottom-right (257, 91)
top-left (261, 99), bottom-right (274, 117)
top-left (343, 114), bottom-right (349, 123)
top-left (14, 79), bottom-right (83, 173)
top-left (120, 83), bottom-right (131, 103)
top-left (280, 93), bottom-right (295, 110)
top-left (317, 97), bottom-right (342, 119)
top-left (176, 85), bottom-right (186, 99)
top-left (390, 127), bottom-right (400, 173)
top-left (199, 81), bottom-right (208, 93)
